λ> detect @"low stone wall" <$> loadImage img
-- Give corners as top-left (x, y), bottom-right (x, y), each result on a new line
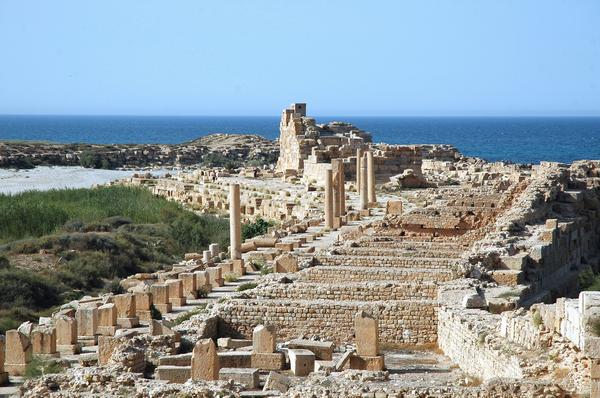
top-left (218, 298), bottom-right (438, 345)
top-left (314, 255), bottom-right (454, 269)
top-left (254, 281), bottom-right (438, 301)
top-left (301, 266), bottom-right (454, 284)
top-left (334, 246), bottom-right (459, 259)
top-left (438, 307), bottom-right (523, 380)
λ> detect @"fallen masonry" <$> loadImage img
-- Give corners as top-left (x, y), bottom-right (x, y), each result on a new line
top-left (5, 103), bottom-right (600, 397)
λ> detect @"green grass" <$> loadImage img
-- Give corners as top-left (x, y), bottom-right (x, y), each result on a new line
top-left (0, 186), bottom-right (230, 333)
top-left (241, 218), bottom-right (274, 241)
top-left (171, 305), bottom-right (207, 326)
top-left (237, 282), bottom-right (258, 292)
top-left (24, 355), bottom-right (64, 378)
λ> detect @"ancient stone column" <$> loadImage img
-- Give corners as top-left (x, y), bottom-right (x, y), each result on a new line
top-left (179, 272), bottom-right (198, 299)
top-left (355, 148), bottom-right (363, 191)
top-left (367, 150), bottom-right (376, 204)
top-left (31, 326), bottom-right (57, 355)
top-left (209, 243), bottom-right (220, 258)
top-left (350, 310), bottom-right (384, 371)
top-left (4, 330), bottom-right (32, 376)
top-left (324, 169), bottom-right (334, 229)
top-left (98, 303), bottom-right (119, 336)
top-left (56, 315), bottom-right (80, 354)
top-left (332, 159), bottom-right (345, 219)
top-left (253, 325), bottom-right (277, 353)
top-left (251, 324), bottom-right (285, 370)
top-left (229, 183), bottom-right (242, 260)
top-left (166, 279), bottom-right (187, 307)
top-left (354, 310), bottom-right (379, 356)
top-left (203, 250), bottom-right (212, 264)
top-left (134, 291), bottom-right (153, 322)
top-left (360, 153), bottom-right (369, 210)
top-left (150, 284), bottom-right (172, 315)
top-left (113, 293), bottom-right (139, 328)
top-left (191, 338), bottom-right (219, 381)
top-left (0, 336), bottom-right (8, 385)
top-left (76, 306), bottom-right (98, 346)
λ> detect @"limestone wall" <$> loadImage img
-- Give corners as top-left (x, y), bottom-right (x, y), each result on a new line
top-left (254, 281), bottom-right (438, 301)
top-left (314, 255), bottom-right (454, 269)
top-left (218, 298), bottom-right (438, 345)
top-left (301, 266), bottom-right (454, 284)
top-left (438, 307), bottom-right (524, 380)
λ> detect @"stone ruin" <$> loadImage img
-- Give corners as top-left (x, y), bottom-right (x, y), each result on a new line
top-left (4, 104), bottom-right (600, 398)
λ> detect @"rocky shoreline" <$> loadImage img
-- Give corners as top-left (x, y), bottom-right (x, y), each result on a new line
top-left (0, 133), bottom-right (279, 170)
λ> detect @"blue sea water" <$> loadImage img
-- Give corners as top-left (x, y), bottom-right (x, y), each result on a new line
top-left (0, 115), bottom-right (599, 164)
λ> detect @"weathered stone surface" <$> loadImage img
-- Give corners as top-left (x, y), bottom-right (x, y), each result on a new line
top-left (252, 324), bottom-right (276, 354)
top-left (288, 348), bottom-right (315, 376)
top-left (354, 310), bottom-right (379, 357)
top-left (191, 339), bottom-right (219, 381)
top-left (219, 368), bottom-right (259, 389)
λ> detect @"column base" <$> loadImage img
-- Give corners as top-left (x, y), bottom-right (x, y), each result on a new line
top-left (169, 298), bottom-right (187, 307)
top-left (78, 335), bottom-right (98, 347)
top-left (233, 259), bottom-right (246, 276)
top-left (154, 303), bottom-right (172, 315)
top-left (136, 310), bottom-right (153, 322)
top-left (4, 363), bottom-right (27, 376)
top-left (251, 352), bottom-right (286, 371)
top-left (97, 325), bottom-right (119, 336)
top-left (349, 355), bottom-right (385, 371)
top-left (57, 344), bottom-right (81, 355)
top-left (117, 317), bottom-right (140, 328)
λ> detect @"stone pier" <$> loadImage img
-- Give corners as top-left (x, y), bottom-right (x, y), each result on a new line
top-left (360, 153), bottom-right (369, 210)
top-left (4, 330), bottom-right (32, 376)
top-left (56, 316), bottom-right (80, 354)
top-left (191, 339), bottom-right (219, 381)
top-left (367, 150), bottom-right (376, 204)
top-left (229, 183), bottom-right (245, 275)
top-left (324, 168), bottom-right (334, 229)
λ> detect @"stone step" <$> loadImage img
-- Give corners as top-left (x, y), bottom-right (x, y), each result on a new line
top-left (302, 266), bottom-right (455, 283)
top-left (332, 246), bottom-right (461, 259)
top-left (314, 254), bottom-right (455, 270)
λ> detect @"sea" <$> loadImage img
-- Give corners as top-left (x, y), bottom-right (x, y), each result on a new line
top-left (1, 115), bottom-right (599, 164)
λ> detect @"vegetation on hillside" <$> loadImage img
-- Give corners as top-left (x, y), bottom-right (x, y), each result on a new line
top-left (241, 217), bottom-right (274, 241)
top-left (0, 186), bottom-right (229, 333)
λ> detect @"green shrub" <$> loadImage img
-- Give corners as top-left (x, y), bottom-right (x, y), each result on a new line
top-left (150, 304), bottom-right (162, 320)
top-left (196, 287), bottom-right (208, 298)
top-left (237, 282), bottom-right (258, 292)
top-left (24, 355), bottom-right (64, 378)
top-left (224, 273), bottom-right (240, 283)
top-left (241, 218), bottom-right (273, 241)
top-left (0, 256), bottom-right (9, 269)
top-left (0, 268), bottom-right (60, 310)
top-left (532, 312), bottom-right (542, 328)
top-left (172, 305), bottom-right (207, 326)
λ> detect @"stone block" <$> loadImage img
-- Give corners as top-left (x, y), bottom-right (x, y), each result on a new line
top-left (4, 330), bottom-right (32, 376)
top-left (31, 327), bottom-right (57, 355)
top-left (462, 293), bottom-right (485, 309)
top-left (274, 253), bottom-right (298, 273)
top-left (149, 319), bottom-right (181, 342)
top-left (218, 351), bottom-right (252, 368)
top-left (219, 368), bottom-right (259, 389)
top-left (354, 310), bottom-right (379, 356)
top-left (263, 371), bottom-right (290, 392)
top-left (251, 352), bottom-right (286, 371)
top-left (288, 339), bottom-right (334, 360)
top-left (166, 279), bottom-right (187, 307)
top-left (191, 339), bottom-right (219, 381)
top-left (179, 273), bottom-right (198, 299)
top-left (158, 353), bottom-right (192, 367)
top-left (314, 360), bottom-right (336, 372)
top-left (288, 349), bottom-right (315, 376)
top-left (217, 337), bottom-right (252, 349)
top-left (155, 365), bottom-right (191, 384)
top-left (113, 293), bottom-right (137, 319)
top-left (349, 355), bottom-right (385, 371)
top-left (386, 200), bottom-right (403, 215)
top-left (500, 253), bottom-right (529, 270)
top-left (76, 306), bottom-right (98, 337)
top-left (253, 324), bottom-right (276, 354)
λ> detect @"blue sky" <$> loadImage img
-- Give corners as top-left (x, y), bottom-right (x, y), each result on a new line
top-left (0, 1), bottom-right (599, 116)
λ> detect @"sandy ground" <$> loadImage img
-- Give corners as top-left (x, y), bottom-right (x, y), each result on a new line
top-left (0, 166), bottom-right (172, 195)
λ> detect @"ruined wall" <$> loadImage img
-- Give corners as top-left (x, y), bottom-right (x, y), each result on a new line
top-left (255, 281), bottom-right (437, 301)
top-left (218, 299), bottom-right (438, 345)
top-left (314, 255), bottom-right (454, 269)
top-left (438, 307), bottom-right (524, 380)
top-left (301, 266), bottom-right (454, 284)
